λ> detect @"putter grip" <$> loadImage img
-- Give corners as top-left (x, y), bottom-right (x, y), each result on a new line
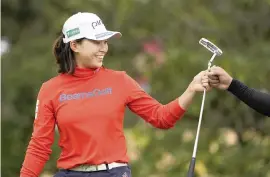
top-left (187, 157), bottom-right (196, 177)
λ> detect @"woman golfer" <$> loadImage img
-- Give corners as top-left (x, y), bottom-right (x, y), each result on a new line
top-left (20, 12), bottom-right (211, 177)
top-left (208, 66), bottom-right (270, 117)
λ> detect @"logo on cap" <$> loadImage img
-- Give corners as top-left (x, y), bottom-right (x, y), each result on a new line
top-left (92, 20), bottom-right (103, 29)
top-left (66, 27), bottom-right (80, 38)
top-left (95, 31), bottom-right (114, 39)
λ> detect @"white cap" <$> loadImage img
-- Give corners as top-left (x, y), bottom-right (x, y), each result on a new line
top-left (62, 12), bottom-right (122, 43)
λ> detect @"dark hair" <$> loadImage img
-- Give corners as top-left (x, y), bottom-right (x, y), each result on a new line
top-left (53, 34), bottom-right (84, 74)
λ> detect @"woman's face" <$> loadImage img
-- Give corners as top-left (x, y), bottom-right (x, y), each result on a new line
top-left (71, 39), bottom-right (108, 69)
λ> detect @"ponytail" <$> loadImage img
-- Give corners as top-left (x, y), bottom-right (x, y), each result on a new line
top-left (52, 34), bottom-right (84, 74)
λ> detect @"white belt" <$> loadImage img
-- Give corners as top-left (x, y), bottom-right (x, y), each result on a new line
top-left (70, 162), bottom-right (128, 172)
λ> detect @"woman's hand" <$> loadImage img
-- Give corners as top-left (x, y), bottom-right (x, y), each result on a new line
top-left (188, 71), bottom-right (211, 92)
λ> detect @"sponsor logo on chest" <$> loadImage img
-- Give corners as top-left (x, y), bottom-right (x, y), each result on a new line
top-left (59, 87), bottom-right (112, 102)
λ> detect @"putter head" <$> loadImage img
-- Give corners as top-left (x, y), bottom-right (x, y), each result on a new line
top-left (199, 38), bottom-right (223, 56)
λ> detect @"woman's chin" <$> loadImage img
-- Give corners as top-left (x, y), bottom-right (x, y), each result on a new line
top-left (96, 62), bottom-right (103, 68)
top-left (89, 62), bottom-right (102, 69)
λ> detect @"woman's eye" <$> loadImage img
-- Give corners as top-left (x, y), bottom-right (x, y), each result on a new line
top-left (91, 40), bottom-right (107, 45)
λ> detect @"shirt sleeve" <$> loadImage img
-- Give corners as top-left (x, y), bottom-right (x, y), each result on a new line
top-left (123, 72), bottom-right (186, 129)
top-left (20, 83), bottom-right (56, 177)
top-left (227, 79), bottom-right (270, 117)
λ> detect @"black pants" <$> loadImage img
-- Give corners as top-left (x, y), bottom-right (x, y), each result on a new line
top-left (54, 166), bottom-right (132, 177)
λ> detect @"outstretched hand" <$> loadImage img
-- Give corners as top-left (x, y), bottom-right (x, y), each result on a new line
top-left (188, 71), bottom-right (212, 92)
top-left (208, 66), bottom-right (233, 90)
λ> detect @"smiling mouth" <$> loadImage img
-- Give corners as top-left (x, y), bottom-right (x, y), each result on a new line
top-left (96, 56), bottom-right (104, 60)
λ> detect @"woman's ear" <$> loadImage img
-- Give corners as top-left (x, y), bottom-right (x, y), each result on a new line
top-left (70, 41), bottom-right (79, 53)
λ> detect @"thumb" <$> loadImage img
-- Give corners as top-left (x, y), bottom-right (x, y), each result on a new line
top-left (210, 65), bottom-right (223, 76)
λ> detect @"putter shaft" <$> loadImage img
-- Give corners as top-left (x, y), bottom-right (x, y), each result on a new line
top-left (192, 53), bottom-right (216, 158)
top-left (187, 53), bottom-right (217, 177)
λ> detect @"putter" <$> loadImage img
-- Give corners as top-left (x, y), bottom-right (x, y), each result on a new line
top-left (187, 38), bottom-right (223, 177)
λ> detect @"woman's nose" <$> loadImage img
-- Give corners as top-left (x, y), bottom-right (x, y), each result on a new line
top-left (100, 42), bottom-right (108, 52)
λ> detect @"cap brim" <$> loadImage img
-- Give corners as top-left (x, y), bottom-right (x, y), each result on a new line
top-left (92, 31), bottom-right (122, 41)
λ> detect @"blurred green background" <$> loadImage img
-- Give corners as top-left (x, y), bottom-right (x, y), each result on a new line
top-left (2, 0), bottom-right (270, 177)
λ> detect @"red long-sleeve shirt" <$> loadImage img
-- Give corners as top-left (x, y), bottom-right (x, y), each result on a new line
top-left (20, 67), bottom-right (186, 177)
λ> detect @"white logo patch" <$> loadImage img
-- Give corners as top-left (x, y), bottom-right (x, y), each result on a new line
top-left (35, 100), bottom-right (39, 119)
